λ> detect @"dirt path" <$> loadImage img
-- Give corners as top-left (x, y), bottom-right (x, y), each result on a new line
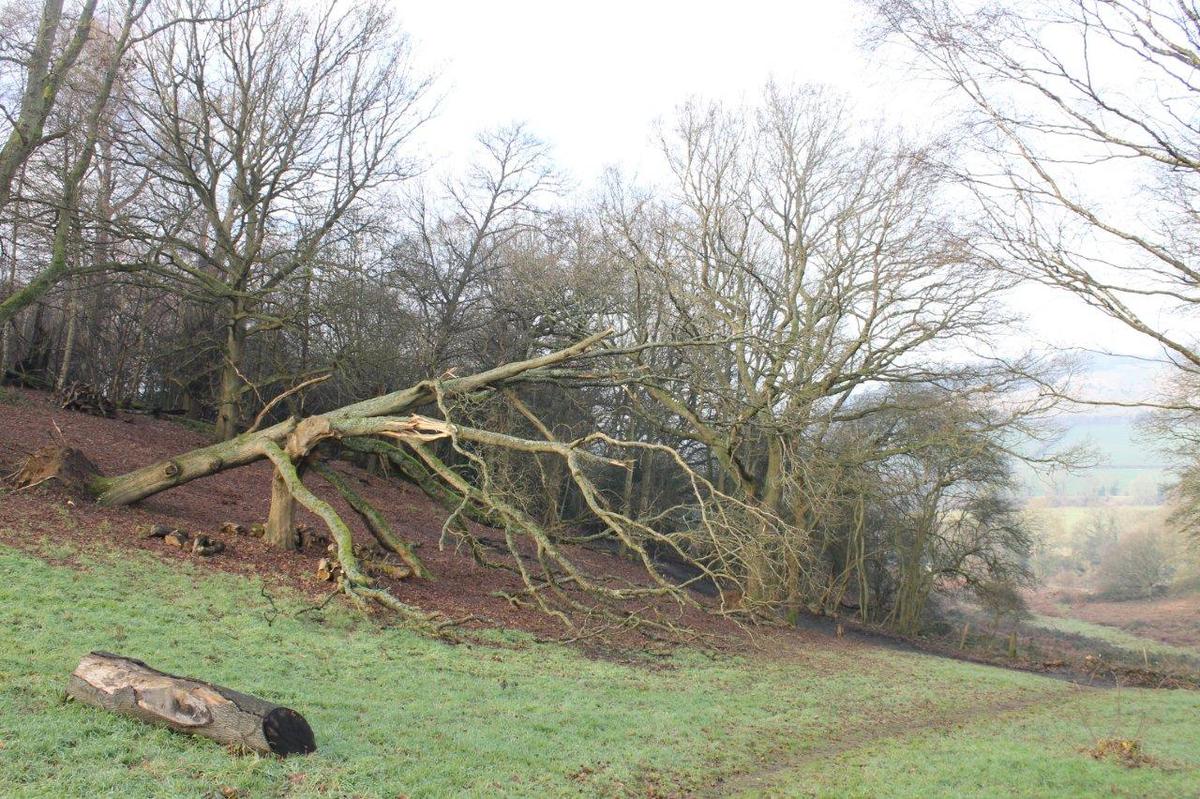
top-left (695, 687), bottom-right (1091, 797)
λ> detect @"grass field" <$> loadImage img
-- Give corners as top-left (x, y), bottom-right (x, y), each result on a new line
top-left (1016, 411), bottom-right (1168, 501)
top-left (1029, 614), bottom-right (1200, 662)
top-left (1026, 504), bottom-right (1165, 531)
top-left (737, 689), bottom-right (1200, 797)
top-left (0, 544), bottom-right (1197, 798)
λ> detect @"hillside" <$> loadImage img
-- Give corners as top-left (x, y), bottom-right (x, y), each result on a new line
top-left (0, 387), bottom-right (728, 643)
top-left (1, 389), bottom-right (1199, 797)
top-left (1016, 355), bottom-right (1175, 503)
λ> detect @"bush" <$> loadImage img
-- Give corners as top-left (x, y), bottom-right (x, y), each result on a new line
top-left (1095, 530), bottom-right (1177, 600)
top-left (973, 580), bottom-right (1031, 628)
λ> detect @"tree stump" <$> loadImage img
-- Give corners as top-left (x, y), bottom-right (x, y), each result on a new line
top-left (66, 652), bottom-right (316, 756)
top-left (11, 445), bottom-right (103, 494)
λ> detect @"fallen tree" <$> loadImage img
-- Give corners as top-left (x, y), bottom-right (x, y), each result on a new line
top-left (91, 330), bottom-right (616, 511)
top-left (45, 330), bottom-right (783, 632)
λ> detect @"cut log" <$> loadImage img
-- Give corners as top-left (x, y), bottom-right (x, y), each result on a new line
top-left (315, 557), bottom-right (339, 582)
top-left (66, 652), bottom-right (315, 756)
top-left (163, 530), bottom-right (190, 548)
top-left (191, 535), bottom-right (225, 556)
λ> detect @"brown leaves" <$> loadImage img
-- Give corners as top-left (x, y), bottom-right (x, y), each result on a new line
top-left (315, 557), bottom-right (341, 583)
top-left (1085, 738), bottom-right (1154, 768)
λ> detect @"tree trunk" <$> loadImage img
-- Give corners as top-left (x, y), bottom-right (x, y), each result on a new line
top-left (56, 279), bottom-right (78, 390)
top-left (0, 0), bottom-right (132, 330)
top-left (214, 315), bottom-right (245, 441)
top-left (0, 169), bottom-right (20, 375)
top-left (264, 467), bottom-right (299, 549)
top-left (66, 652), bottom-right (315, 756)
top-left (95, 330), bottom-right (612, 507)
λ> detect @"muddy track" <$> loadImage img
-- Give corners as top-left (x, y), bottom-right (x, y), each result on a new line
top-left (695, 687), bottom-right (1091, 797)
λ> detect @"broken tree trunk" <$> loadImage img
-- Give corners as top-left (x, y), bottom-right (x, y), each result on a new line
top-left (66, 652), bottom-right (316, 756)
top-left (93, 329), bottom-right (612, 507)
top-left (76, 329), bottom-right (749, 627)
top-left (262, 416), bottom-right (333, 550)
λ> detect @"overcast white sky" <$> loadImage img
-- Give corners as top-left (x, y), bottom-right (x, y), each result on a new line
top-left (398, 1), bottom-right (864, 183)
top-left (394, 0), bottom-right (1168, 368)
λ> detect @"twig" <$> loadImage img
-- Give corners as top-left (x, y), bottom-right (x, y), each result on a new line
top-left (295, 587), bottom-right (341, 618)
top-left (246, 373), bottom-right (331, 434)
top-left (260, 585), bottom-right (279, 626)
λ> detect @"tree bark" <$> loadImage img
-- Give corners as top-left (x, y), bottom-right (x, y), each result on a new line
top-left (56, 278), bottom-right (78, 391)
top-left (312, 460), bottom-right (430, 578)
top-left (264, 467), bottom-right (299, 549)
top-left (214, 315), bottom-right (246, 441)
top-left (66, 652), bottom-right (316, 756)
top-left (262, 417), bottom-right (334, 549)
top-left (95, 330), bottom-right (612, 507)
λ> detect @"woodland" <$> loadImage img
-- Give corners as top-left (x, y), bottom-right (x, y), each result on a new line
top-left (2, 0), bottom-right (1200, 643)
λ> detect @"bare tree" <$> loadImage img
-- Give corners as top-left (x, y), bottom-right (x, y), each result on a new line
top-left (128, 0), bottom-right (430, 439)
top-left (841, 385), bottom-right (1035, 634)
top-left (0, 0), bottom-right (147, 329)
top-left (598, 85), bottom-right (1044, 608)
top-left (389, 124), bottom-right (557, 375)
top-left (0, 0), bottom-right (99, 212)
top-left (868, 0), bottom-right (1200, 379)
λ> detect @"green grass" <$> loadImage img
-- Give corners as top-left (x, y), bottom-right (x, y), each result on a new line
top-left (1016, 412), bottom-right (1169, 500)
top-left (0, 544), bottom-right (1197, 798)
top-left (745, 689), bottom-right (1200, 798)
top-left (1027, 504), bottom-right (1164, 540)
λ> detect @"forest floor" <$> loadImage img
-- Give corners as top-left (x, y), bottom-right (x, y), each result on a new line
top-left (1, 388), bottom-right (1199, 797)
top-left (0, 386), bottom-right (744, 647)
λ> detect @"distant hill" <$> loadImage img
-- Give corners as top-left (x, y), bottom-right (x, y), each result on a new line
top-left (1019, 354), bottom-right (1173, 502)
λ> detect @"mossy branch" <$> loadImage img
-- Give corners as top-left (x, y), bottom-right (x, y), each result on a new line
top-left (311, 461), bottom-right (431, 579)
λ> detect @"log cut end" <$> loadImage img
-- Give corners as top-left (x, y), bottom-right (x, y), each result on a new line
top-left (263, 706), bottom-right (317, 756)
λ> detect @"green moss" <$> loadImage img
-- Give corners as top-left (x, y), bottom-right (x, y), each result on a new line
top-left (168, 415), bottom-right (217, 439)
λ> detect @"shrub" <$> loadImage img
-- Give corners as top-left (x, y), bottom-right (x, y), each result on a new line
top-left (1095, 530), bottom-right (1177, 600)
